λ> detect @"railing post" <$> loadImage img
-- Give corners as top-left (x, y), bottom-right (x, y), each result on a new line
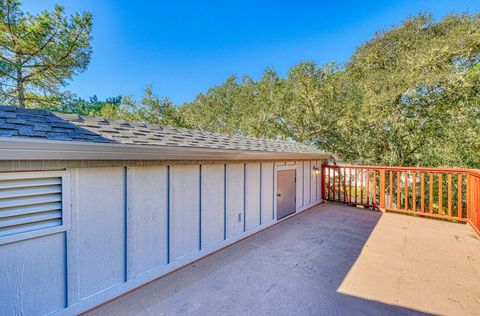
top-left (379, 170), bottom-right (386, 209)
top-left (321, 165), bottom-right (326, 201)
top-left (467, 173), bottom-right (471, 220)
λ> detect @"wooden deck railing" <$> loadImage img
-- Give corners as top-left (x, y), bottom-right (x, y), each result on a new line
top-left (321, 165), bottom-right (480, 235)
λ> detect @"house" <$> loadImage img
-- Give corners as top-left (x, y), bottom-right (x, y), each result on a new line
top-left (0, 105), bottom-right (329, 315)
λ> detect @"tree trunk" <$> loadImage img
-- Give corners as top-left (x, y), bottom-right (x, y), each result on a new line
top-left (16, 67), bottom-right (25, 108)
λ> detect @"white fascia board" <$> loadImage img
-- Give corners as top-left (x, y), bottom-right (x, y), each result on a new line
top-left (0, 138), bottom-right (330, 161)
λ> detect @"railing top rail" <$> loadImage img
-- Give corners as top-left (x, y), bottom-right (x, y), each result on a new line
top-left (324, 164), bottom-right (480, 176)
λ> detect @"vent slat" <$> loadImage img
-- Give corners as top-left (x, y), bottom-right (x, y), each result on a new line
top-left (0, 178), bottom-right (61, 189)
top-left (0, 185), bottom-right (61, 199)
top-left (0, 202), bottom-right (62, 219)
top-left (0, 219), bottom-right (62, 238)
top-left (0, 176), bottom-right (64, 240)
top-left (0, 210), bottom-right (62, 229)
top-left (0, 193), bottom-right (61, 209)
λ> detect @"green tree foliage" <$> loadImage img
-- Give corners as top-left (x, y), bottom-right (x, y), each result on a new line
top-left (98, 87), bottom-right (183, 126)
top-left (178, 13), bottom-right (480, 168)
top-left (0, 0), bottom-right (92, 107)
top-left (54, 87), bottom-right (183, 127)
top-left (342, 13), bottom-right (480, 167)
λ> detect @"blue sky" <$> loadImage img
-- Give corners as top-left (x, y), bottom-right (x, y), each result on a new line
top-left (23, 0), bottom-right (480, 104)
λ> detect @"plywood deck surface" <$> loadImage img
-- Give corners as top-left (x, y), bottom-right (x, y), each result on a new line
top-left (84, 204), bottom-right (480, 316)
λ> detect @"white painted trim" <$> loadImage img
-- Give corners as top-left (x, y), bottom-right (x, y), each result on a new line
top-left (53, 201), bottom-right (322, 316)
top-left (0, 138), bottom-right (330, 161)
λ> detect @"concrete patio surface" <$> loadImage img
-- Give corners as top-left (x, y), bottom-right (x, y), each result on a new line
top-left (84, 204), bottom-right (480, 316)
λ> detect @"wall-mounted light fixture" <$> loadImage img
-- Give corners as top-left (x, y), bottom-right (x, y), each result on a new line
top-left (313, 165), bottom-right (320, 175)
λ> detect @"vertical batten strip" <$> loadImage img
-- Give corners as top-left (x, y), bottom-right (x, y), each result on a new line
top-left (259, 163), bottom-right (262, 225)
top-left (302, 162), bottom-right (305, 204)
top-left (272, 163), bottom-right (275, 219)
top-left (223, 164), bottom-right (227, 240)
top-left (198, 165), bottom-right (202, 251)
top-left (124, 166), bottom-right (128, 282)
top-left (166, 165), bottom-right (171, 264)
top-left (243, 163), bottom-right (246, 232)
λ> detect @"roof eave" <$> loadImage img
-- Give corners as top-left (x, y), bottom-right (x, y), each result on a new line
top-left (0, 138), bottom-right (330, 161)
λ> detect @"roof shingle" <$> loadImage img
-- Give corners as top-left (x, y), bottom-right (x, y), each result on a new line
top-left (0, 106), bottom-right (323, 154)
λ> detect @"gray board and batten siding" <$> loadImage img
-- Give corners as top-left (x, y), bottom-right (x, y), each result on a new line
top-left (0, 106), bottom-right (328, 315)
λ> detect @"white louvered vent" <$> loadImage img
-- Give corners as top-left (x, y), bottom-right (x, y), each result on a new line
top-left (0, 176), bottom-right (63, 239)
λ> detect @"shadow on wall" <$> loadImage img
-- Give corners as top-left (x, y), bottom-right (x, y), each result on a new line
top-left (84, 204), bottom-right (428, 316)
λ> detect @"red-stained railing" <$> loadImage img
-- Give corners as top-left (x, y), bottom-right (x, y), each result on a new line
top-left (467, 170), bottom-right (480, 235)
top-left (321, 165), bottom-right (480, 235)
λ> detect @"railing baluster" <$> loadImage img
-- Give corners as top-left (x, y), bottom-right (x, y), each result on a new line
top-left (389, 170), bottom-right (393, 209)
top-left (360, 169), bottom-right (364, 205)
top-left (429, 173), bottom-right (434, 214)
top-left (349, 168), bottom-right (353, 203)
top-left (366, 169), bottom-right (370, 206)
top-left (337, 167), bottom-right (341, 201)
top-left (379, 170), bottom-right (386, 209)
top-left (438, 173), bottom-right (443, 215)
top-left (343, 167), bottom-right (346, 202)
top-left (412, 171), bottom-right (416, 212)
top-left (421, 172), bottom-right (425, 213)
top-left (353, 168), bottom-right (358, 204)
top-left (448, 173), bottom-right (452, 217)
top-left (332, 168), bottom-right (336, 201)
top-left (326, 167), bottom-right (329, 200)
top-left (372, 170), bottom-right (376, 206)
top-left (397, 171), bottom-right (401, 210)
top-left (404, 171), bottom-right (408, 211)
top-left (467, 174), bottom-right (470, 219)
top-left (458, 173), bottom-right (463, 218)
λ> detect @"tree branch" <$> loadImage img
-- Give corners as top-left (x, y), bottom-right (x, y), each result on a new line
top-left (21, 24), bottom-right (61, 66)
top-left (22, 28), bottom-right (84, 81)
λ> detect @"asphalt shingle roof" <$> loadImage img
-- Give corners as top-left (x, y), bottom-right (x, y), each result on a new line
top-left (0, 105), bottom-right (323, 154)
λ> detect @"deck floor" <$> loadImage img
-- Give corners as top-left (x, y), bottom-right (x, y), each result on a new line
top-left (85, 204), bottom-right (480, 316)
